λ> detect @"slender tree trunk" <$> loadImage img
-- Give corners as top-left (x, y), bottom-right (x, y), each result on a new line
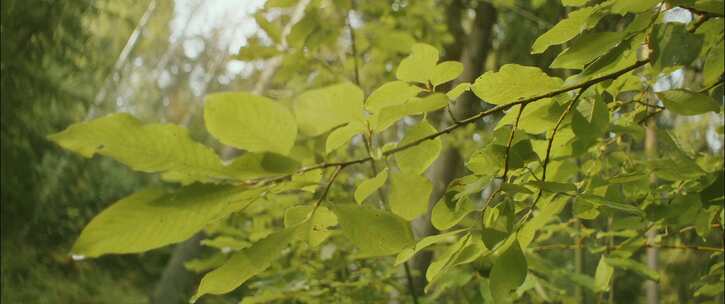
top-left (410, 0), bottom-right (497, 293)
top-left (151, 233), bottom-right (205, 304)
top-left (644, 94), bottom-right (659, 304)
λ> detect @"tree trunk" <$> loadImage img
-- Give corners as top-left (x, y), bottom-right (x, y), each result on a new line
top-left (644, 98), bottom-right (659, 304)
top-left (150, 233), bottom-right (205, 304)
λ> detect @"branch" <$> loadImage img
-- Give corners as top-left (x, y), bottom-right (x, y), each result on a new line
top-left (312, 165), bottom-right (344, 214)
top-left (502, 104), bottom-right (526, 182)
top-left (248, 59), bottom-right (650, 187)
top-left (531, 242), bottom-right (724, 253)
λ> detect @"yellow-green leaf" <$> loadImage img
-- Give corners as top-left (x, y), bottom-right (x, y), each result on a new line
top-left (396, 43), bottom-right (439, 84)
top-left (191, 226), bottom-right (298, 302)
top-left (354, 168), bottom-right (388, 204)
top-left (490, 236), bottom-right (527, 303)
top-left (365, 81), bottom-right (422, 113)
top-left (373, 93), bottom-right (449, 132)
top-left (594, 256), bottom-right (614, 292)
top-left (551, 31), bottom-right (626, 69)
top-left (531, 5), bottom-right (603, 54)
top-left (447, 82), bottom-right (471, 100)
top-left (431, 61), bottom-right (464, 86)
top-left (396, 119), bottom-right (442, 174)
top-left (657, 89), bottom-right (720, 116)
top-left (283, 205), bottom-right (337, 247)
top-left (389, 172), bottom-right (433, 221)
top-left (204, 92), bottom-right (297, 155)
top-left (48, 113), bottom-right (228, 184)
top-left (294, 82), bottom-right (364, 136)
top-left (333, 204), bottom-right (415, 258)
top-left (472, 64), bottom-right (562, 105)
top-left (72, 185), bottom-right (262, 258)
top-left (325, 122), bottom-right (364, 154)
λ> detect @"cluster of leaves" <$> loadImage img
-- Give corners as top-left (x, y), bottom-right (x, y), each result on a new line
top-left (49, 0), bottom-right (723, 302)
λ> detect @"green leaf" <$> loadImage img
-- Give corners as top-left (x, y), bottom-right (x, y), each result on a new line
top-left (426, 233), bottom-right (487, 287)
top-left (447, 82), bottom-right (471, 100)
top-left (223, 152), bottom-right (300, 180)
top-left (333, 204), bottom-right (415, 257)
top-left (204, 92), bottom-right (297, 155)
top-left (72, 184), bottom-right (262, 257)
top-left (579, 194), bottom-right (644, 216)
top-left (651, 23), bottom-right (703, 72)
top-left (466, 144), bottom-right (505, 176)
top-left (608, 0), bottom-right (662, 14)
top-left (365, 81), bottom-right (423, 113)
top-left (283, 205), bottom-right (337, 247)
top-left (490, 236), bottom-right (527, 303)
top-left (531, 5), bottom-right (604, 54)
top-left (293, 82), bottom-right (364, 136)
top-left (431, 188), bottom-right (478, 230)
top-left (396, 119), bottom-right (442, 174)
top-left (354, 168), bottom-right (389, 204)
top-left (604, 257), bottom-right (660, 281)
top-left (395, 228), bottom-right (469, 266)
top-left (703, 43), bottom-right (724, 87)
top-left (657, 89), bottom-right (720, 116)
top-left (472, 64), bottom-right (562, 105)
top-left (551, 31), bottom-right (626, 69)
top-left (497, 98), bottom-right (565, 134)
top-left (396, 43), bottom-right (439, 84)
top-left (431, 61), bottom-right (464, 86)
top-left (518, 195), bottom-right (568, 248)
top-left (325, 122), bottom-right (364, 154)
top-left (390, 172), bottom-right (433, 221)
top-left (373, 93), bottom-right (449, 132)
top-left (562, 0), bottom-right (589, 6)
top-left (191, 226), bottom-right (298, 302)
top-left (47, 113), bottom-right (228, 184)
top-left (594, 256), bottom-right (614, 292)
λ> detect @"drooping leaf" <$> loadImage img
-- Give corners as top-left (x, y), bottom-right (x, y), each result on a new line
top-left (594, 256), bottom-right (614, 292)
top-left (389, 172), bottom-right (433, 221)
top-left (578, 194), bottom-right (644, 216)
top-left (191, 226), bottom-right (299, 302)
top-left (472, 64), bottom-right (562, 105)
top-left (325, 122), bottom-right (364, 154)
top-left (294, 82), bottom-right (364, 136)
top-left (204, 92), bottom-right (297, 155)
top-left (703, 42), bottom-right (724, 87)
top-left (531, 5), bottom-right (605, 54)
top-left (657, 89), bottom-right (720, 116)
top-left (333, 204), bottom-right (415, 257)
top-left (354, 168), bottom-right (389, 204)
top-left (604, 257), bottom-right (660, 281)
top-left (425, 233), bottom-right (487, 288)
top-left (396, 119), bottom-right (442, 174)
top-left (490, 236), bottom-right (527, 303)
top-left (72, 184), bottom-right (262, 257)
top-left (431, 61), bottom-right (464, 86)
top-left (365, 80), bottom-right (423, 113)
top-left (651, 23), bottom-right (703, 73)
top-left (396, 43), bottom-right (439, 84)
top-left (48, 113), bottom-right (228, 184)
top-left (497, 98), bottom-right (565, 134)
top-left (550, 31), bottom-right (626, 69)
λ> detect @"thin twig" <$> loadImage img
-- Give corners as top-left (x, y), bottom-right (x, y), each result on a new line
top-left (502, 104), bottom-right (526, 182)
top-left (531, 242), bottom-right (723, 253)
top-left (312, 165), bottom-right (344, 214)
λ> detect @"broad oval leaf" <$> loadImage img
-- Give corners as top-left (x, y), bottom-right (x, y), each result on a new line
top-left (283, 205), bottom-right (337, 247)
top-left (550, 31), bottom-right (626, 69)
top-left (333, 204), bottom-right (415, 258)
top-left (396, 43), bottom-right (439, 84)
top-left (204, 92), bottom-right (297, 155)
top-left (47, 113), bottom-right (228, 184)
top-left (373, 93), bottom-right (449, 132)
top-left (293, 82), bottom-right (364, 136)
top-left (657, 89), bottom-right (720, 116)
top-left (325, 122), bottom-right (364, 154)
top-left (389, 172), bottom-right (433, 221)
top-left (396, 119), bottom-right (442, 174)
top-left (447, 82), bottom-right (471, 100)
top-left (431, 191), bottom-right (478, 230)
top-left (72, 184), bottom-right (262, 257)
top-left (395, 228), bottom-right (469, 266)
top-left (472, 64), bottom-right (562, 105)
